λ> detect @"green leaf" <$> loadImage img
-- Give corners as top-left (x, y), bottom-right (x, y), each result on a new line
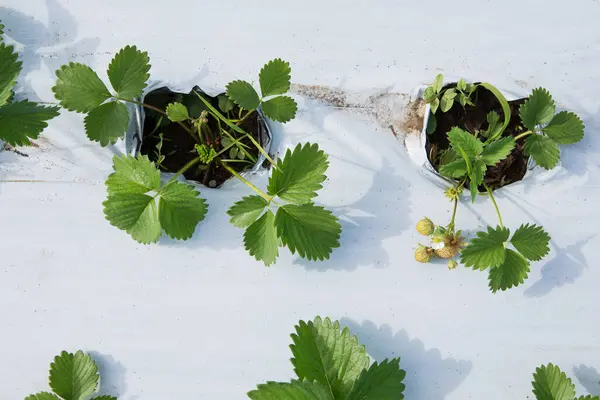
top-left (248, 380), bottom-right (332, 400)
top-left (261, 95), bottom-right (297, 123)
top-left (275, 204), bottom-right (341, 261)
top-left (432, 74), bottom-right (443, 93)
top-left (107, 45), bottom-right (150, 99)
top-left (440, 89), bottom-right (457, 112)
top-left (481, 111), bottom-right (501, 138)
top-left (218, 94), bottom-right (235, 113)
top-left (480, 136), bottom-right (515, 166)
top-left (460, 226), bottom-right (510, 270)
top-left (0, 23), bottom-right (4, 36)
top-left (347, 358), bottom-right (406, 400)
top-left (267, 143), bottom-right (328, 204)
top-left (543, 111), bottom-right (584, 144)
top-left (469, 159), bottom-right (486, 202)
top-left (244, 210), bottom-right (279, 266)
top-left (457, 78), bottom-right (467, 91)
top-left (447, 127), bottom-right (483, 157)
top-left (228, 195), bottom-right (268, 228)
top-left (83, 101), bottom-right (129, 146)
top-left (488, 249), bottom-right (530, 293)
top-left (0, 42), bottom-right (22, 105)
top-left (520, 88), bottom-right (556, 130)
top-left (158, 181), bottom-right (208, 240)
top-left (91, 396), bottom-right (118, 400)
top-left (423, 86), bottom-right (436, 103)
top-left (426, 113), bottom-right (437, 134)
top-left (25, 393), bottom-right (62, 400)
top-left (523, 134), bottom-right (560, 170)
top-left (439, 158), bottom-right (468, 178)
top-left (259, 58), bottom-right (292, 97)
top-left (479, 83), bottom-right (511, 139)
top-left (103, 193), bottom-right (161, 244)
top-left (226, 80), bottom-right (260, 110)
top-left (49, 351), bottom-right (99, 400)
top-left (53, 63), bottom-right (111, 112)
top-left (532, 363), bottom-right (576, 400)
top-left (430, 97), bottom-right (440, 114)
top-left (105, 155), bottom-right (161, 196)
top-left (290, 317), bottom-right (370, 399)
top-left (103, 155), bottom-right (163, 243)
top-left (510, 224), bottom-right (550, 261)
top-left (0, 101), bottom-right (60, 146)
top-left (574, 396), bottom-right (600, 400)
top-left (166, 102), bottom-right (189, 122)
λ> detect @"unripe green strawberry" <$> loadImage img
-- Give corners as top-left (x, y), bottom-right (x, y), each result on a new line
top-left (447, 259), bottom-right (458, 270)
top-left (416, 217), bottom-right (435, 236)
top-left (415, 244), bottom-right (435, 263)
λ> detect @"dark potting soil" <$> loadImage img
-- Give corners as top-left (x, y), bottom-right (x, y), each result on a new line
top-left (139, 86), bottom-right (268, 188)
top-left (426, 84), bottom-right (529, 191)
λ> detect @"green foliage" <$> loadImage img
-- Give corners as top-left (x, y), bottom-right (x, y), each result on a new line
top-left (27, 350), bottom-right (116, 400)
top-left (0, 101), bottom-right (60, 146)
top-left (0, 37), bottom-right (58, 146)
top-left (226, 80), bottom-right (261, 110)
top-left (244, 210), bottom-right (279, 266)
top-left (53, 46), bottom-right (150, 145)
top-left (166, 102), bottom-right (189, 122)
top-left (218, 94), bottom-right (235, 113)
top-left (268, 143), bottom-right (329, 204)
top-left (0, 42), bottom-right (22, 105)
top-left (107, 45), bottom-right (150, 99)
top-left (248, 381), bottom-right (331, 400)
top-left (460, 224), bottom-right (550, 292)
top-left (519, 88), bottom-right (585, 169)
top-left (83, 101), bottom-right (129, 146)
top-left (532, 363), bottom-right (576, 400)
top-left (259, 58), bottom-right (292, 97)
top-left (103, 155), bottom-right (207, 243)
top-left (460, 226), bottom-right (510, 270)
top-left (424, 75), bottom-right (475, 115)
top-left (249, 316), bottom-right (405, 399)
top-left (275, 204), bottom-right (341, 261)
top-left (524, 134), bottom-right (560, 169)
top-left (225, 59), bottom-right (297, 122)
top-left (228, 143), bottom-right (340, 265)
top-left (53, 63), bottom-right (111, 112)
top-left (261, 95), bottom-right (298, 123)
top-left (480, 136), bottom-right (515, 165)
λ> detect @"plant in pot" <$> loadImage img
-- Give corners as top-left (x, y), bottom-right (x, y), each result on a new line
top-left (0, 23), bottom-right (59, 151)
top-left (52, 47), bottom-right (341, 265)
top-left (248, 316), bottom-right (406, 399)
top-left (26, 350), bottom-right (116, 400)
top-left (416, 74), bottom-right (584, 292)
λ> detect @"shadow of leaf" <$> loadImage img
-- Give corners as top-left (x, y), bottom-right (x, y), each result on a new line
top-left (573, 364), bottom-right (600, 396)
top-left (341, 318), bottom-right (472, 400)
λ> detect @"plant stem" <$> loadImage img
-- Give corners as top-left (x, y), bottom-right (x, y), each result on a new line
top-left (484, 182), bottom-right (504, 228)
top-left (194, 92), bottom-right (277, 168)
top-left (448, 198), bottom-right (458, 232)
top-left (165, 157), bottom-right (202, 184)
top-left (514, 130), bottom-right (533, 140)
top-left (220, 161), bottom-right (279, 205)
top-left (236, 109), bottom-right (255, 126)
top-left (115, 96), bottom-right (198, 141)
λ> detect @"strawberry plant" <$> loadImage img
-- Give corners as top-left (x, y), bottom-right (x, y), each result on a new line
top-left (52, 47), bottom-right (341, 265)
top-left (248, 316), bottom-right (406, 399)
top-left (26, 350), bottom-right (116, 400)
top-left (531, 363), bottom-right (598, 400)
top-left (0, 23), bottom-right (59, 149)
top-left (416, 76), bottom-right (584, 292)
